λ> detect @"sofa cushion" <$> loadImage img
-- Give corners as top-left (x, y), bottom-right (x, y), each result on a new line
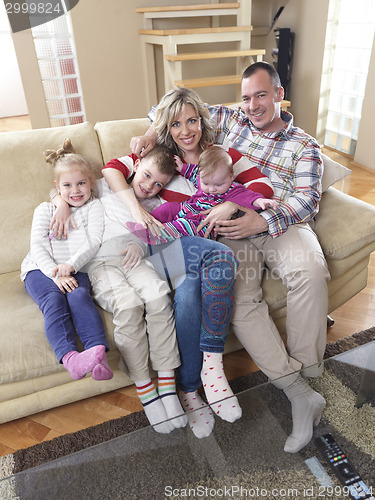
top-left (0, 122), bottom-right (104, 275)
top-left (0, 271), bottom-right (62, 384)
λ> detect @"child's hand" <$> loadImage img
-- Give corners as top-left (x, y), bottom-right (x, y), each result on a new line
top-left (130, 205), bottom-right (165, 236)
top-left (253, 198), bottom-right (278, 211)
top-left (50, 201), bottom-right (76, 239)
top-left (174, 155), bottom-right (183, 172)
top-left (54, 275), bottom-right (78, 294)
top-left (121, 243), bottom-right (143, 269)
top-left (197, 201), bottom-right (239, 237)
top-left (53, 263), bottom-right (75, 277)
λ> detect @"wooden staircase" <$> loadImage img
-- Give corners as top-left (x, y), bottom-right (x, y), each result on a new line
top-left (136, 1), bottom-right (290, 110)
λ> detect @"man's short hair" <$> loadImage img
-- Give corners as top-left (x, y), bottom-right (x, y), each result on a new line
top-left (242, 61), bottom-right (282, 89)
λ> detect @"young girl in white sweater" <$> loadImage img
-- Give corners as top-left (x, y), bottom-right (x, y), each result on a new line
top-left (21, 140), bottom-right (113, 382)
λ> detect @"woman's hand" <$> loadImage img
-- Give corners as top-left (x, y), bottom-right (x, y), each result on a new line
top-left (130, 128), bottom-right (157, 158)
top-left (121, 243), bottom-right (143, 269)
top-left (52, 263), bottom-right (75, 277)
top-left (50, 197), bottom-right (76, 239)
top-left (54, 275), bottom-right (78, 294)
top-left (196, 201), bottom-right (239, 238)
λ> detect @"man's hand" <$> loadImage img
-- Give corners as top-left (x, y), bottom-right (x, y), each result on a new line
top-left (121, 243), bottom-right (143, 269)
top-left (215, 208), bottom-right (269, 239)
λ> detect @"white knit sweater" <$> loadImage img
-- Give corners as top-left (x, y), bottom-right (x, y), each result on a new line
top-left (21, 198), bottom-right (104, 281)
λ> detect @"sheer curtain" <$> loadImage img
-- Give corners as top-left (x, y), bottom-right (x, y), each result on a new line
top-left (323, 0), bottom-right (375, 155)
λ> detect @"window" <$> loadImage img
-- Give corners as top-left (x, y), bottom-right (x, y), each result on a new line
top-left (323, 0), bottom-right (375, 155)
top-left (31, 10), bottom-right (85, 127)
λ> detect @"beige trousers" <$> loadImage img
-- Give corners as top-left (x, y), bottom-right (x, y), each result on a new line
top-left (87, 258), bottom-right (180, 382)
top-left (221, 222), bottom-right (330, 389)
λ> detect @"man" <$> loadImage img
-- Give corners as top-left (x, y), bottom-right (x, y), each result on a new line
top-left (131, 62), bottom-right (330, 453)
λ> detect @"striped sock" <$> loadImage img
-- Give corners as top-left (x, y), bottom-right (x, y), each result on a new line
top-left (136, 379), bottom-right (174, 434)
top-left (158, 371), bottom-right (188, 428)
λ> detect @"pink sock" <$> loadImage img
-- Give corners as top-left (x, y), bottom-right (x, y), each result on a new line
top-left (92, 353), bottom-right (114, 381)
top-left (62, 345), bottom-right (106, 380)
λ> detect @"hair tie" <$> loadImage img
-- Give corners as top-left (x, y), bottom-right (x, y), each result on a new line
top-left (44, 139), bottom-right (76, 165)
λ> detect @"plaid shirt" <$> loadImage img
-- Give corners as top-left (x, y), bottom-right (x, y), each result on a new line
top-left (208, 106), bottom-right (323, 237)
top-left (149, 105), bottom-right (323, 238)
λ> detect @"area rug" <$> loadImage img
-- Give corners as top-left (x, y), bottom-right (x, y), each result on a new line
top-left (1, 328), bottom-right (374, 499)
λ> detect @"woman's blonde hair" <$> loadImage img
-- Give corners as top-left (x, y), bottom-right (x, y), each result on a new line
top-left (154, 88), bottom-right (215, 157)
top-left (44, 139), bottom-right (95, 186)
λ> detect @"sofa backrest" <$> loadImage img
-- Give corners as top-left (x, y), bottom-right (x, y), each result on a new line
top-left (94, 118), bottom-right (149, 164)
top-left (0, 122), bottom-right (103, 274)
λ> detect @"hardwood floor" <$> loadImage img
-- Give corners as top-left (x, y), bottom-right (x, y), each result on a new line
top-left (0, 115), bottom-right (32, 133)
top-left (1, 119), bottom-right (374, 459)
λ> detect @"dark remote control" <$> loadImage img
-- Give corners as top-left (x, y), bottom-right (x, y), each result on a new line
top-left (315, 433), bottom-right (374, 500)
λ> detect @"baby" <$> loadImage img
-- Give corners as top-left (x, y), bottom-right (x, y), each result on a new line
top-left (127, 145), bottom-right (277, 244)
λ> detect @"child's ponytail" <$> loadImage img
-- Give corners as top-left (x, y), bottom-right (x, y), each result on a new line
top-left (44, 139), bottom-right (95, 186)
top-left (44, 138), bottom-right (76, 166)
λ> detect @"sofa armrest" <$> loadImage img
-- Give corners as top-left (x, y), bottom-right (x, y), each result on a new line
top-left (315, 187), bottom-right (375, 260)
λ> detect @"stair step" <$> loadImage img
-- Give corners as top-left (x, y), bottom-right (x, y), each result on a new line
top-left (139, 26), bottom-right (252, 36)
top-left (175, 74), bottom-right (242, 88)
top-left (136, 3), bottom-right (240, 14)
top-left (165, 48), bottom-right (265, 62)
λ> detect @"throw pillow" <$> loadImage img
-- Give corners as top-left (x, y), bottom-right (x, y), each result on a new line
top-left (321, 152), bottom-right (351, 192)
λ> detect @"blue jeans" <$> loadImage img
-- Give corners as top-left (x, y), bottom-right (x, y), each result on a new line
top-left (148, 237), bottom-right (238, 392)
top-left (24, 270), bottom-right (109, 362)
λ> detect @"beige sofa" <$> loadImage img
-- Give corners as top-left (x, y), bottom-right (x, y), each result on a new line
top-left (1, 119), bottom-right (375, 425)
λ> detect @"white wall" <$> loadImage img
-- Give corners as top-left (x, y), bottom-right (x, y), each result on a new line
top-left (354, 35), bottom-right (375, 171)
top-left (0, 2), bottom-right (28, 117)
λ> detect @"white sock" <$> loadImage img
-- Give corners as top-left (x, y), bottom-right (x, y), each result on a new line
top-left (158, 371), bottom-right (188, 428)
top-left (201, 352), bottom-right (242, 423)
top-left (283, 376), bottom-right (326, 453)
top-left (179, 390), bottom-right (215, 439)
top-left (136, 379), bottom-right (174, 434)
